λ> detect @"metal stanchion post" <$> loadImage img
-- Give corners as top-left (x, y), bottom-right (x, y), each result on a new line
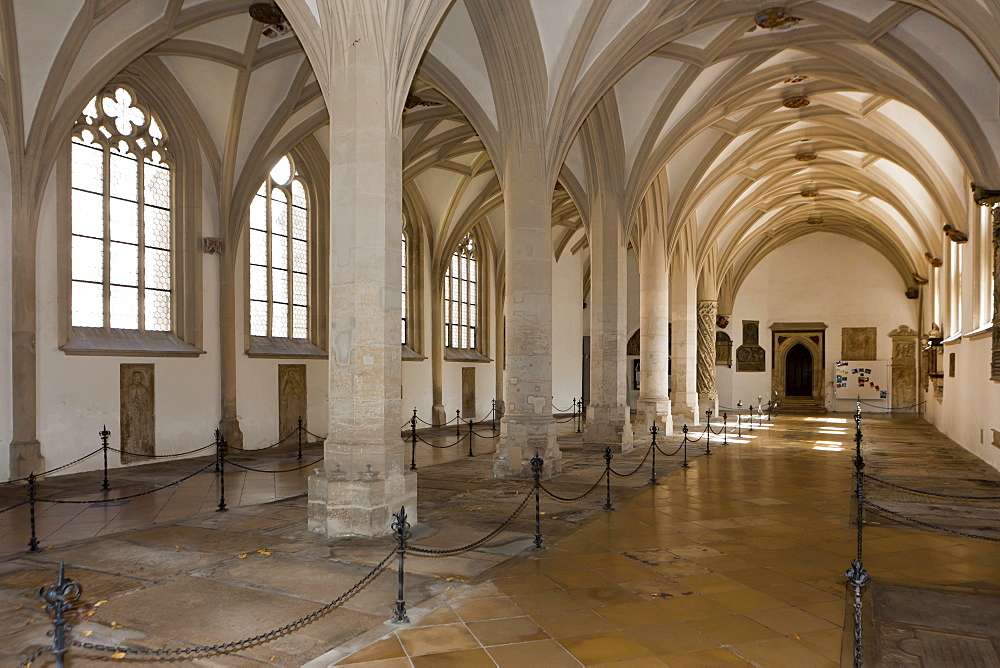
top-left (28, 472), bottom-right (39, 552)
top-left (845, 409), bottom-right (869, 668)
top-left (722, 412), bottom-right (728, 446)
top-left (39, 561), bottom-right (82, 668)
top-left (603, 447), bottom-right (615, 511)
top-left (297, 416), bottom-right (303, 460)
top-left (576, 399), bottom-right (582, 433)
top-left (410, 409), bottom-right (418, 471)
top-left (748, 405), bottom-right (754, 432)
top-left (467, 420), bottom-right (475, 457)
top-left (531, 454), bottom-right (544, 550)
top-left (491, 399), bottom-right (496, 431)
top-left (737, 400), bottom-right (743, 437)
top-left (757, 396), bottom-right (762, 426)
top-left (682, 425), bottom-right (689, 468)
top-left (456, 410), bottom-right (461, 437)
top-left (214, 429), bottom-right (222, 473)
top-left (391, 506), bottom-right (411, 623)
top-left (705, 410), bottom-right (712, 456)
top-left (100, 425), bottom-right (110, 491)
top-left (649, 425), bottom-right (658, 485)
top-left (217, 436), bottom-right (228, 512)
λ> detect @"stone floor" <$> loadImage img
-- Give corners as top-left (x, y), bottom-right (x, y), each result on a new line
top-left (2, 412), bottom-right (999, 666)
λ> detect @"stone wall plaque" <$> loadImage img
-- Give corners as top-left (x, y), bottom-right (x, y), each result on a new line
top-left (889, 325), bottom-right (918, 410)
top-left (716, 331), bottom-right (732, 367)
top-left (120, 364), bottom-right (154, 464)
top-left (735, 320), bottom-right (766, 372)
top-left (462, 367), bottom-right (476, 418)
top-left (842, 327), bottom-right (877, 360)
top-left (278, 364), bottom-right (307, 441)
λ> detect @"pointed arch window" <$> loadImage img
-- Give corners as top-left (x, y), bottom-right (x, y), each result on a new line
top-left (402, 229), bottom-right (409, 345)
top-left (249, 155), bottom-right (309, 339)
top-left (445, 233), bottom-right (478, 349)
top-left (70, 86), bottom-right (172, 331)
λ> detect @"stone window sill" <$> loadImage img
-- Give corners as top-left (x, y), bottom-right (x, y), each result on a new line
top-left (444, 348), bottom-right (492, 363)
top-left (402, 344), bottom-right (426, 361)
top-left (61, 328), bottom-right (205, 357)
top-left (246, 336), bottom-right (327, 359)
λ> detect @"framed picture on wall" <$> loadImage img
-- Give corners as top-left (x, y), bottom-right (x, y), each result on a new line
top-left (633, 358), bottom-right (640, 390)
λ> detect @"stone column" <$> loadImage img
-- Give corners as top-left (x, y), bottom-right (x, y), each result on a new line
top-left (637, 239), bottom-right (672, 435)
top-left (430, 287), bottom-right (446, 425)
top-left (697, 300), bottom-right (719, 415)
top-left (671, 261), bottom-right (699, 426)
top-left (992, 206), bottom-right (1000, 381)
top-left (582, 198), bottom-right (632, 453)
top-left (494, 148), bottom-right (559, 479)
top-left (889, 325), bottom-right (919, 411)
top-left (307, 28), bottom-right (415, 538)
top-left (218, 250), bottom-right (244, 449)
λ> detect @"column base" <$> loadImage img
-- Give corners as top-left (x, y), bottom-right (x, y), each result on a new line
top-left (637, 398), bottom-right (673, 436)
top-left (582, 404), bottom-right (634, 452)
top-left (10, 440), bottom-right (45, 479)
top-left (431, 404), bottom-right (447, 426)
top-left (219, 417), bottom-right (244, 451)
top-left (494, 414), bottom-right (560, 479)
top-left (308, 467), bottom-right (417, 538)
top-left (672, 393), bottom-right (699, 429)
top-left (698, 394), bottom-right (719, 422)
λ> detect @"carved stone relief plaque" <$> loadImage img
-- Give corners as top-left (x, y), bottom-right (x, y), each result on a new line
top-left (736, 320), bottom-right (766, 372)
top-left (716, 331), bottom-right (732, 367)
top-left (278, 364), bottom-right (307, 441)
top-left (120, 364), bottom-right (154, 464)
top-left (889, 325), bottom-right (918, 410)
top-left (842, 327), bottom-right (877, 360)
top-left (462, 367), bottom-right (476, 418)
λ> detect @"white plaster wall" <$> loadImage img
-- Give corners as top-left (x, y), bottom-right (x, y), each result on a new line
top-left (233, 231), bottom-right (328, 449)
top-left (401, 360), bottom-right (432, 422)
top-left (36, 170), bottom-right (222, 474)
top-left (722, 233), bottom-right (917, 414)
top-left (0, 130), bottom-right (12, 478)
top-left (552, 248), bottom-right (583, 409)
top-left (929, 336), bottom-right (1000, 470)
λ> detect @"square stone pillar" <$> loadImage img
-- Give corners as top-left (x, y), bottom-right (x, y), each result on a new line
top-left (637, 239), bottom-right (673, 436)
top-left (308, 36), bottom-right (415, 538)
top-left (582, 196), bottom-right (632, 453)
top-left (494, 148), bottom-right (559, 479)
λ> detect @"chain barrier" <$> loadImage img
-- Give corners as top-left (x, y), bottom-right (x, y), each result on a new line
top-left (66, 551), bottom-right (394, 660)
top-left (0, 500), bottom-right (27, 514)
top-left (609, 443), bottom-right (652, 478)
top-left (864, 473), bottom-right (1000, 500)
top-left (0, 447), bottom-right (105, 486)
top-left (540, 470), bottom-right (608, 502)
top-left (414, 433), bottom-right (466, 449)
top-left (405, 491), bottom-right (532, 556)
top-left (226, 457), bottom-right (324, 474)
top-left (863, 500), bottom-right (1000, 542)
top-left (856, 399), bottom-right (926, 411)
top-left (107, 442), bottom-right (217, 459)
top-left (654, 441), bottom-right (685, 457)
top-left (301, 427), bottom-right (327, 440)
top-left (34, 462), bottom-right (216, 504)
top-left (19, 646), bottom-right (50, 668)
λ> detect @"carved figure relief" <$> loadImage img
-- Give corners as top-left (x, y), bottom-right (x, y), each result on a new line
top-left (889, 325), bottom-right (919, 410)
top-left (697, 301), bottom-right (718, 395)
top-left (278, 364), bottom-right (307, 441)
top-left (736, 320), bottom-right (766, 372)
top-left (120, 364), bottom-right (155, 463)
top-left (716, 331), bottom-right (732, 367)
top-left (842, 327), bottom-right (877, 360)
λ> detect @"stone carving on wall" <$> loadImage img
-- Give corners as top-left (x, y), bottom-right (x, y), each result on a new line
top-left (462, 367), bottom-right (476, 418)
top-left (626, 329), bottom-right (640, 356)
top-left (716, 331), bottom-right (732, 367)
top-left (278, 364), bottom-right (307, 441)
top-left (842, 327), bottom-right (877, 360)
top-left (697, 301), bottom-right (718, 395)
top-left (889, 325), bottom-right (918, 410)
top-left (736, 320), bottom-right (766, 372)
top-left (120, 364), bottom-right (154, 463)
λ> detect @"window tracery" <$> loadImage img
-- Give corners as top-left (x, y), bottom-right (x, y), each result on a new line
top-left (444, 233), bottom-right (478, 350)
top-left (70, 86), bottom-right (172, 331)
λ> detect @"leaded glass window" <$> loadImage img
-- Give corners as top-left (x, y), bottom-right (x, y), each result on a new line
top-left (71, 86), bottom-right (171, 331)
top-left (249, 155), bottom-right (309, 339)
top-left (444, 233), bottom-right (477, 349)
top-left (401, 230), bottom-right (408, 345)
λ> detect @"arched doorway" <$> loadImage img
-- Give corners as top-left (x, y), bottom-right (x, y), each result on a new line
top-left (785, 344), bottom-right (813, 397)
